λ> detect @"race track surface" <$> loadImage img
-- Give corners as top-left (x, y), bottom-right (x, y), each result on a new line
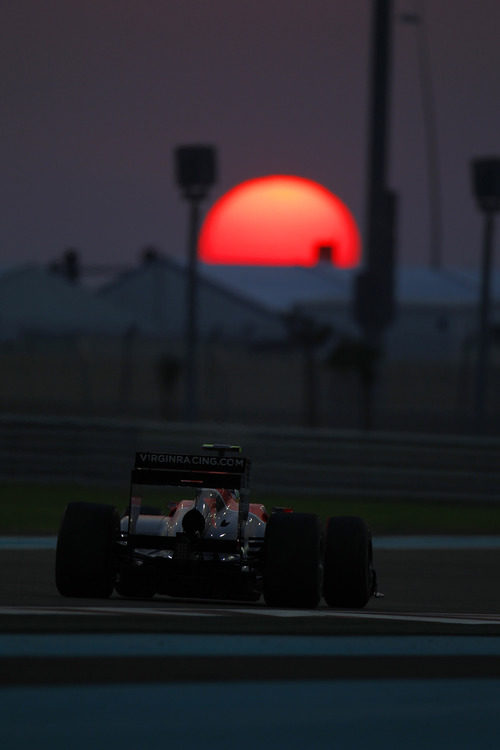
top-left (2, 544), bottom-right (500, 749)
top-left (1, 545), bottom-right (500, 636)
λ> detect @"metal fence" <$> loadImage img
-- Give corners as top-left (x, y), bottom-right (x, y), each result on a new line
top-left (1, 415), bottom-right (499, 502)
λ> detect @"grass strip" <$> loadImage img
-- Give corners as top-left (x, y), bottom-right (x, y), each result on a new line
top-left (1, 483), bottom-right (499, 536)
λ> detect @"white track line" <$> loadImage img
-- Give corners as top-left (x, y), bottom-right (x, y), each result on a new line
top-left (0, 606), bottom-right (216, 617)
top-left (1, 605), bottom-right (500, 626)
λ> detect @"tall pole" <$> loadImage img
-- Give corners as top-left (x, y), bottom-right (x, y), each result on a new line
top-left (401, 10), bottom-right (442, 269)
top-left (174, 144), bottom-right (217, 423)
top-left (475, 211), bottom-right (495, 430)
top-left (416, 13), bottom-right (442, 269)
top-left (365, 0), bottom-right (393, 290)
top-left (471, 157), bottom-right (500, 433)
top-left (354, 0), bottom-right (395, 429)
top-left (185, 198), bottom-right (202, 421)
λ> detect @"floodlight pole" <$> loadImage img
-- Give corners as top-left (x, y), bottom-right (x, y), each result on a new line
top-left (475, 210), bottom-right (495, 429)
top-left (185, 196), bottom-right (203, 422)
top-left (354, 0), bottom-right (395, 430)
top-left (174, 145), bottom-right (217, 422)
top-left (471, 157), bottom-right (500, 433)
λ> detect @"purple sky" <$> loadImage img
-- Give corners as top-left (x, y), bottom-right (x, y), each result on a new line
top-left (2, 0), bottom-right (500, 272)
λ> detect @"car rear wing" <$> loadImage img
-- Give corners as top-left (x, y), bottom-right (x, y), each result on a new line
top-left (131, 451), bottom-right (250, 490)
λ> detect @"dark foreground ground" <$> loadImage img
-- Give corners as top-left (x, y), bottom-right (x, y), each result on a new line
top-left (1, 547), bottom-right (500, 636)
top-left (3, 546), bottom-right (500, 750)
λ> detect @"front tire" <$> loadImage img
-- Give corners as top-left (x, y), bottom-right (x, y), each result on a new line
top-left (263, 512), bottom-right (322, 608)
top-left (323, 516), bottom-right (374, 608)
top-left (55, 502), bottom-right (119, 598)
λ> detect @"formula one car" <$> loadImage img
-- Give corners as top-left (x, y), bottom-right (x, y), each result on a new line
top-left (55, 444), bottom-right (377, 608)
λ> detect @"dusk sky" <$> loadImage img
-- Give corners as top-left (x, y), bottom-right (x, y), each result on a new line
top-left (2, 0), bottom-right (500, 273)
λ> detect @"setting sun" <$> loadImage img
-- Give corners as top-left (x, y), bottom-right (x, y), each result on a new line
top-left (199, 175), bottom-right (360, 267)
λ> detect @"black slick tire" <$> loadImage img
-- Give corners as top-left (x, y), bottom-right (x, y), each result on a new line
top-left (263, 512), bottom-right (321, 608)
top-left (323, 515), bottom-right (373, 608)
top-left (55, 502), bottom-right (119, 598)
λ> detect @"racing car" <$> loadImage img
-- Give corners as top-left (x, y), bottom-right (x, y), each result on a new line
top-left (55, 443), bottom-right (377, 608)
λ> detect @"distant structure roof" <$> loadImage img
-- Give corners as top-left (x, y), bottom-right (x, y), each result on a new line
top-left (395, 267), bottom-right (499, 306)
top-left (98, 256), bottom-right (287, 342)
top-left (201, 263), bottom-right (500, 310)
top-left (200, 263), bottom-right (357, 310)
top-left (2, 260), bottom-right (499, 353)
top-left (0, 265), bottom-right (142, 340)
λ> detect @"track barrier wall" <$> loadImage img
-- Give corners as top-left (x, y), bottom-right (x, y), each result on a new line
top-left (1, 416), bottom-right (499, 502)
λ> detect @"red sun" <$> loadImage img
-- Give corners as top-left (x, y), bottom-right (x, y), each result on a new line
top-left (199, 175), bottom-right (361, 267)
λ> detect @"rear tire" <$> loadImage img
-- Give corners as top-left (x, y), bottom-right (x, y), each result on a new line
top-left (55, 502), bottom-right (119, 598)
top-left (263, 512), bottom-right (321, 608)
top-left (323, 516), bottom-right (374, 608)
